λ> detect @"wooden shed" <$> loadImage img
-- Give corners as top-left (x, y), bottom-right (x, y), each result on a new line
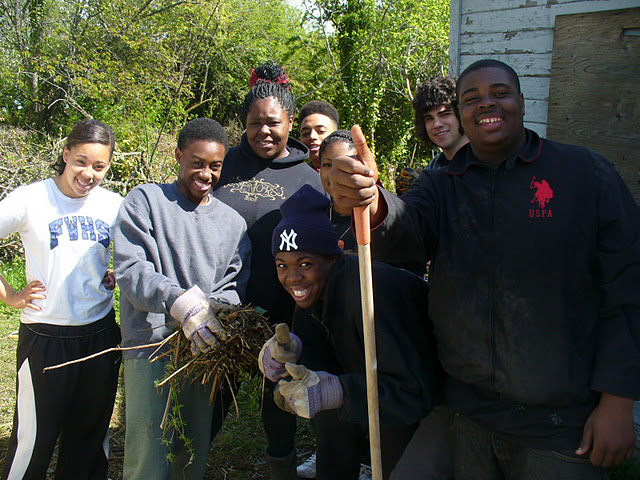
top-left (449, 0), bottom-right (640, 202)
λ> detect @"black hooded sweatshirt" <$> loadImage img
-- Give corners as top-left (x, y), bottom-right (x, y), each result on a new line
top-left (213, 133), bottom-right (325, 324)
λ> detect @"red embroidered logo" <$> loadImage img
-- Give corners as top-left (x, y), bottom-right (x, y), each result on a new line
top-left (529, 177), bottom-right (553, 218)
top-left (530, 177), bottom-right (553, 208)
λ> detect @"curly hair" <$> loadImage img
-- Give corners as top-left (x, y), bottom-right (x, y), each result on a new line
top-left (242, 62), bottom-right (296, 120)
top-left (177, 118), bottom-right (228, 152)
top-left (298, 100), bottom-right (339, 127)
top-left (318, 129), bottom-right (355, 161)
top-left (412, 76), bottom-right (458, 148)
top-left (249, 61), bottom-right (290, 90)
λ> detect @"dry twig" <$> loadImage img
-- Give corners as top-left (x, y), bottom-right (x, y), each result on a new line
top-left (157, 306), bottom-right (272, 458)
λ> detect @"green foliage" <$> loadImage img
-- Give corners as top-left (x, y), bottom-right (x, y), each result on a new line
top-left (0, 0), bottom-right (450, 196)
top-left (0, 0), bottom-right (338, 193)
top-left (0, 126), bottom-right (59, 260)
top-left (0, 257), bottom-right (26, 295)
top-left (0, 258), bottom-right (22, 439)
top-left (161, 384), bottom-right (196, 465)
top-left (0, 0), bottom-right (321, 134)
top-left (302, 0), bottom-right (451, 186)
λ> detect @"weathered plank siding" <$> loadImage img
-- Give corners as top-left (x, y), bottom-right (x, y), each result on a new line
top-left (547, 7), bottom-right (640, 202)
top-left (449, 0), bottom-right (640, 136)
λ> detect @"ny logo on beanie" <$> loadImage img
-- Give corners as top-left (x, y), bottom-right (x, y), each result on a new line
top-left (271, 185), bottom-right (342, 257)
top-left (279, 229), bottom-right (299, 251)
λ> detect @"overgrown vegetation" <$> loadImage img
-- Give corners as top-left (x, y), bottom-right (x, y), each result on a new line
top-left (0, 258), bottom-right (314, 478)
top-left (0, 0), bottom-right (450, 194)
top-left (155, 307), bottom-right (273, 464)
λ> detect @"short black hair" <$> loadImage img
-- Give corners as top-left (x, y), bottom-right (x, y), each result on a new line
top-left (456, 59), bottom-right (521, 100)
top-left (242, 62), bottom-right (296, 120)
top-left (298, 101), bottom-right (339, 127)
top-left (412, 77), bottom-right (458, 147)
top-left (177, 118), bottom-right (229, 151)
top-left (318, 129), bottom-right (355, 161)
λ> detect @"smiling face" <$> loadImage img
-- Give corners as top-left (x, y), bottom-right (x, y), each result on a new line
top-left (457, 67), bottom-right (526, 166)
top-left (299, 113), bottom-right (338, 169)
top-left (246, 97), bottom-right (293, 160)
top-left (275, 251), bottom-right (337, 309)
top-left (424, 104), bottom-right (468, 160)
top-left (176, 139), bottom-right (226, 205)
top-left (56, 142), bottom-right (112, 198)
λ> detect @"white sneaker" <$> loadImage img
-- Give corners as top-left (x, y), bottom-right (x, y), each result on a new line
top-left (358, 464), bottom-right (372, 480)
top-left (297, 453), bottom-right (317, 478)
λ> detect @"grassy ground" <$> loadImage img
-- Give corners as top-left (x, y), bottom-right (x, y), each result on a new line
top-left (0, 257), bottom-right (638, 479)
top-left (0, 257), bottom-right (315, 479)
top-left (0, 258), bottom-right (24, 441)
top-left (103, 374), bottom-right (315, 480)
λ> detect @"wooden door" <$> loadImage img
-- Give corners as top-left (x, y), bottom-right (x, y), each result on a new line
top-left (547, 7), bottom-right (640, 202)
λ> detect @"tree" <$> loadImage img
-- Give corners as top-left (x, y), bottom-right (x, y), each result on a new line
top-left (0, 0), bottom-right (449, 190)
top-left (0, 0), bottom-right (326, 185)
top-left (298, 0), bottom-right (450, 182)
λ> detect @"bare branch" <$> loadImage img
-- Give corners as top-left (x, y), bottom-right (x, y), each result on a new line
top-left (139, 1), bottom-right (189, 19)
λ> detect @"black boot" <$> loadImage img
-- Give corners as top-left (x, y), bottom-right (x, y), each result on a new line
top-left (265, 448), bottom-right (298, 480)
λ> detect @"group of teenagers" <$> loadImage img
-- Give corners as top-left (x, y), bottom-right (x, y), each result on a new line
top-left (0, 58), bottom-right (639, 480)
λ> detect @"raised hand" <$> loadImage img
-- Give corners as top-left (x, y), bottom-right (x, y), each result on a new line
top-left (258, 323), bottom-right (302, 382)
top-left (328, 125), bottom-right (378, 212)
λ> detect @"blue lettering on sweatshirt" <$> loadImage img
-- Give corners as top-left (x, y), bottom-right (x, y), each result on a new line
top-left (95, 219), bottom-right (111, 248)
top-left (79, 216), bottom-right (96, 241)
top-left (49, 216), bottom-right (110, 249)
top-left (64, 216), bottom-right (78, 241)
top-left (49, 219), bottom-right (64, 249)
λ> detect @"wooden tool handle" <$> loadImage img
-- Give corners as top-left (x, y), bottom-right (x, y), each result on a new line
top-left (354, 205), bottom-right (371, 246)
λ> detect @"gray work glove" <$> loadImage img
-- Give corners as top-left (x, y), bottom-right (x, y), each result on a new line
top-left (274, 363), bottom-right (343, 419)
top-left (258, 323), bottom-right (302, 382)
top-left (170, 286), bottom-right (228, 354)
top-left (206, 298), bottom-right (238, 342)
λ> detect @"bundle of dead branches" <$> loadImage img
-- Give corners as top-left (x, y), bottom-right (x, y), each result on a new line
top-left (154, 306), bottom-right (273, 407)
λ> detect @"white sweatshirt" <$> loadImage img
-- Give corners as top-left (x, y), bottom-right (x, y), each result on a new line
top-left (0, 178), bottom-right (122, 325)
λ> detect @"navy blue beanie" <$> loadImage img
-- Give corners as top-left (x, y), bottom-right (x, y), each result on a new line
top-left (272, 185), bottom-right (342, 257)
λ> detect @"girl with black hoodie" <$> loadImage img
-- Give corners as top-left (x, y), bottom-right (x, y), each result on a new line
top-left (212, 62), bottom-right (324, 479)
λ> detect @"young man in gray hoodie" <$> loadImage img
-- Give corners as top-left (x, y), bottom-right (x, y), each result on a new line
top-left (114, 118), bottom-right (251, 480)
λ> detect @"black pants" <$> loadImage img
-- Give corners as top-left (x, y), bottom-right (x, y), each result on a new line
top-left (313, 409), bottom-right (417, 480)
top-left (1, 311), bottom-right (121, 480)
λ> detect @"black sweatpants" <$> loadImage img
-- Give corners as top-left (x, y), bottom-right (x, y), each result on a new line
top-left (1, 311), bottom-right (121, 480)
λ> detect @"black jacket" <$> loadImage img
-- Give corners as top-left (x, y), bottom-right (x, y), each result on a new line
top-left (372, 129), bottom-right (640, 446)
top-left (213, 134), bottom-right (324, 324)
top-left (293, 254), bottom-right (442, 426)
top-left (329, 205), bottom-right (357, 254)
top-left (425, 151), bottom-right (449, 171)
